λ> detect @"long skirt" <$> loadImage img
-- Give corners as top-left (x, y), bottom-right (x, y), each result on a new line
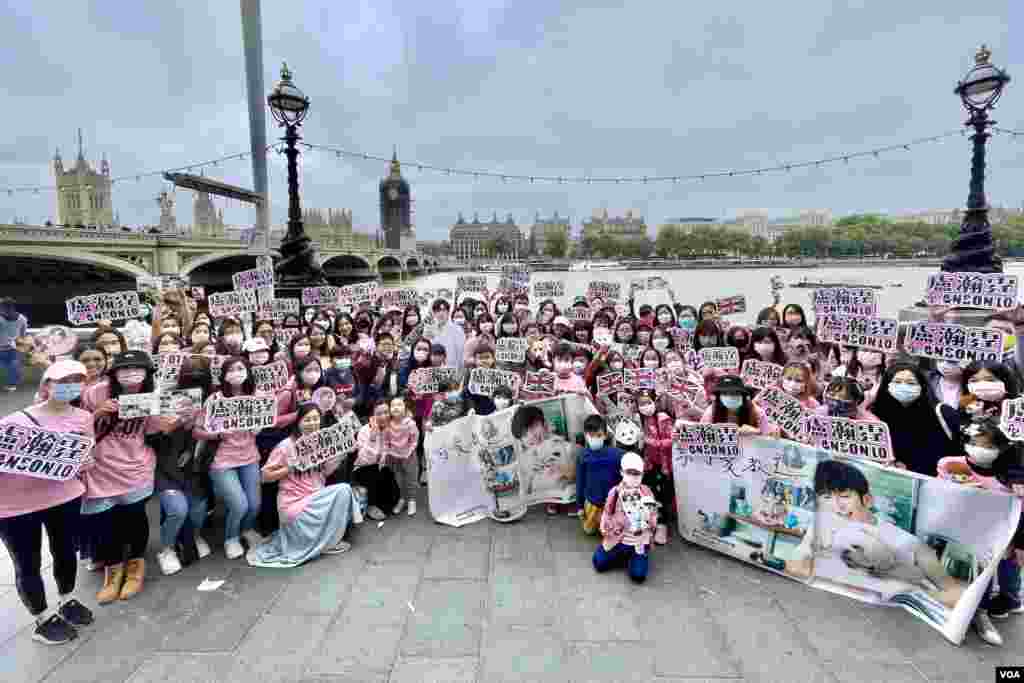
top-left (246, 484), bottom-right (362, 569)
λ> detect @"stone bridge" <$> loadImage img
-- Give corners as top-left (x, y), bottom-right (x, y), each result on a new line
top-left (0, 223), bottom-right (438, 282)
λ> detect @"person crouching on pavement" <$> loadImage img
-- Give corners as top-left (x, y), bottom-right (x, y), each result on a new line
top-left (592, 452), bottom-right (659, 584)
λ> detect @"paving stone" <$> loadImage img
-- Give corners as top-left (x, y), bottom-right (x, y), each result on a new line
top-left (489, 562), bottom-right (559, 628)
top-left (400, 578), bottom-right (486, 658)
top-left (0, 623), bottom-right (90, 683)
top-left (389, 656), bottom-right (479, 683)
top-left (265, 552), bottom-right (363, 616)
top-left (478, 624), bottom-right (567, 683)
top-left (304, 618), bottom-right (401, 680)
top-left (829, 659), bottom-right (928, 683)
top-left (227, 614), bottom-right (333, 682)
top-left (125, 653), bottom-right (234, 683)
top-left (423, 536), bottom-right (490, 580)
top-left (650, 612), bottom-right (743, 678)
top-left (564, 640), bottom-right (656, 682)
top-left (0, 584), bottom-right (41, 644)
top-left (341, 560), bottom-right (421, 625)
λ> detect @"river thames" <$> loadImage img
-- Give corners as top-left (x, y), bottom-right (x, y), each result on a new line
top-left (402, 262), bottom-right (1024, 322)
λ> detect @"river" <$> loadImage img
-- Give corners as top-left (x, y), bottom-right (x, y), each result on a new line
top-left (401, 263), bottom-right (1024, 322)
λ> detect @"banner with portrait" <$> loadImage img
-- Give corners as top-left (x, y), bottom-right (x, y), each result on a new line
top-left (672, 435), bottom-right (1021, 645)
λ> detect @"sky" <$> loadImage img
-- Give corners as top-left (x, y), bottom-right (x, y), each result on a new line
top-left (0, 1), bottom-right (1019, 242)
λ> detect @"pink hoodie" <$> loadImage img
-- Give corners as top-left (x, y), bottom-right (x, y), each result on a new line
top-left (384, 416), bottom-right (419, 462)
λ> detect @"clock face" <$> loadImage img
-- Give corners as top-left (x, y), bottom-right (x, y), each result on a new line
top-left (388, 187), bottom-right (399, 200)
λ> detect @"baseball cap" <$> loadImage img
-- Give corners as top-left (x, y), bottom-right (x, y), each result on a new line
top-left (242, 338), bottom-right (269, 354)
top-left (620, 451), bottom-right (645, 473)
top-left (553, 316), bottom-right (571, 328)
top-left (109, 350), bottom-right (155, 372)
top-left (43, 360), bottom-right (88, 382)
top-left (430, 343), bottom-right (447, 356)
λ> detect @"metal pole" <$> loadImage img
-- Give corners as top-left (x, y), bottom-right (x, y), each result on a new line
top-left (240, 0), bottom-right (270, 256)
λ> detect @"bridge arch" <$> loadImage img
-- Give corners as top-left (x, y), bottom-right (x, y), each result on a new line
top-left (405, 256), bottom-right (421, 269)
top-left (377, 255), bottom-right (403, 269)
top-left (181, 251), bottom-right (253, 277)
top-left (0, 245), bottom-right (151, 279)
top-left (323, 254), bottom-right (372, 270)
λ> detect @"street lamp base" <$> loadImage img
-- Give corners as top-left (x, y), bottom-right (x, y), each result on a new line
top-left (275, 233), bottom-right (327, 288)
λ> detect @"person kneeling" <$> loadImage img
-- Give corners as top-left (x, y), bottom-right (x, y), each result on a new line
top-left (592, 452), bottom-right (659, 584)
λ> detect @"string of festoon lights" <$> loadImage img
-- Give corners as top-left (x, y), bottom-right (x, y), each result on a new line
top-left (1, 146), bottom-right (275, 196)
top-left (296, 128), bottom-right (989, 185)
top-left (3, 125), bottom-right (1021, 197)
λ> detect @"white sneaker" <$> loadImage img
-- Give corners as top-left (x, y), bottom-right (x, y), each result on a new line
top-left (241, 529), bottom-right (266, 549)
top-left (392, 498), bottom-right (405, 515)
top-left (407, 500), bottom-right (417, 517)
top-left (367, 506), bottom-right (387, 521)
top-left (194, 534), bottom-right (211, 559)
top-left (156, 547), bottom-right (182, 576)
top-left (973, 612), bottom-right (1004, 647)
top-left (224, 538), bottom-right (245, 560)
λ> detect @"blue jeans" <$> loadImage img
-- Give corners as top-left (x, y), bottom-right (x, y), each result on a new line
top-left (981, 558), bottom-right (1022, 608)
top-left (209, 464), bottom-right (261, 542)
top-left (593, 542), bottom-right (650, 583)
top-left (159, 490), bottom-right (209, 548)
top-left (0, 348), bottom-right (20, 388)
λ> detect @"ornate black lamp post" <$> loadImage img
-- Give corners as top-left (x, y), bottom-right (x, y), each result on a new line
top-left (268, 62), bottom-right (326, 286)
top-left (942, 45), bottom-right (1011, 274)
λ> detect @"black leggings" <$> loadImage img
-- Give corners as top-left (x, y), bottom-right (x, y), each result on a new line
top-left (0, 497), bottom-right (81, 616)
top-left (351, 465), bottom-right (400, 513)
top-left (92, 499), bottom-right (150, 564)
top-left (643, 470), bottom-right (676, 525)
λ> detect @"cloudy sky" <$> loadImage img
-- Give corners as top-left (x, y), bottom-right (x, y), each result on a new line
top-left (1, 1), bottom-right (1019, 241)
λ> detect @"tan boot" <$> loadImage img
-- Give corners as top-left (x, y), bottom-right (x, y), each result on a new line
top-left (119, 558), bottom-right (145, 600)
top-left (97, 563), bottom-right (125, 605)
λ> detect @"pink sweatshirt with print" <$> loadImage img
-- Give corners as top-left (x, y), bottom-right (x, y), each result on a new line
top-left (81, 381), bottom-right (162, 499)
top-left (384, 417), bottom-right (419, 462)
top-left (192, 392), bottom-right (261, 471)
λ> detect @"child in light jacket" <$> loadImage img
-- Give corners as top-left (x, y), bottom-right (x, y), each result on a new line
top-left (384, 396), bottom-right (420, 517)
top-left (593, 451), bottom-right (659, 584)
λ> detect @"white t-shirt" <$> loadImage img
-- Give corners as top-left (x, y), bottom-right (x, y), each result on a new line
top-left (795, 511), bottom-right (919, 571)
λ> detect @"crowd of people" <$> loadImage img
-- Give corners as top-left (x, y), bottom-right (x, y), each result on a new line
top-left (0, 280), bottom-right (1023, 648)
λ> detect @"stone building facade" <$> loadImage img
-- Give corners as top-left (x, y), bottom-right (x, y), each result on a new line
top-left (53, 129), bottom-right (113, 227)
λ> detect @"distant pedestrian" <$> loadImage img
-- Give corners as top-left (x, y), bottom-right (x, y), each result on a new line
top-left (0, 297), bottom-right (29, 392)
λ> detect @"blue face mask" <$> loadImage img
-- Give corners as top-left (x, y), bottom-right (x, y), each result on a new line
top-left (447, 391), bottom-right (461, 402)
top-left (720, 394), bottom-right (743, 410)
top-left (52, 383), bottom-right (82, 403)
top-left (679, 318), bottom-right (697, 331)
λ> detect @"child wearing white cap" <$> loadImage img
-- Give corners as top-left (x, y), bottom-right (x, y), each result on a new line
top-left (592, 451), bottom-right (659, 584)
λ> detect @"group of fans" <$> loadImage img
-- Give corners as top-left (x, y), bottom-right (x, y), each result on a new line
top-left (1, 276), bottom-right (1024, 648)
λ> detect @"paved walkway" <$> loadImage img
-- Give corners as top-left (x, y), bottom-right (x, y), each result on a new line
top-left (0, 384), bottom-right (1020, 683)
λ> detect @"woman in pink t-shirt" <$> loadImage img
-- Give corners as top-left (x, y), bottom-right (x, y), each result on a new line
top-left (0, 360), bottom-right (96, 645)
top-left (81, 351), bottom-right (175, 606)
top-left (193, 356), bottom-right (266, 561)
top-left (246, 403), bottom-right (361, 568)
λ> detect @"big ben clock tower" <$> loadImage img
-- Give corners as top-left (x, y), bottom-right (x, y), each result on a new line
top-left (379, 148), bottom-right (411, 250)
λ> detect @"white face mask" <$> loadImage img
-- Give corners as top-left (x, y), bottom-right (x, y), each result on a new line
top-left (116, 369), bottom-right (145, 386)
top-left (755, 342), bottom-right (774, 358)
top-left (667, 361), bottom-right (683, 371)
top-left (621, 472), bottom-right (643, 488)
top-left (782, 378), bottom-right (804, 396)
top-left (859, 352), bottom-right (882, 368)
top-left (249, 351), bottom-right (269, 365)
top-left (657, 313), bottom-right (672, 325)
top-left (965, 444), bottom-right (1000, 467)
top-left (969, 380), bottom-right (1006, 402)
top-left (414, 350), bottom-right (429, 362)
top-left (639, 403), bottom-right (655, 416)
top-left (493, 398), bottom-right (510, 411)
top-left (610, 361), bottom-right (624, 371)
top-left (302, 369), bottom-right (322, 386)
top-left (652, 338), bottom-right (669, 351)
top-left (643, 360), bottom-right (659, 369)
top-left (938, 362), bottom-right (962, 378)
top-left (225, 369), bottom-right (247, 386)
top-left (502, 324), bottom-right (516, 335)
top-left (585, 436), bottom-right (605, 450)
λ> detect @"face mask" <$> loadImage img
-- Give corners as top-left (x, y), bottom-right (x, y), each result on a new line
top-left (493, 398), bottom-right (510, 411)
top-left (502, 325), bottom-right (516, 334)
top-left (249, 351), bottom-right (269, 365)
top-left (453, 318), bottom-right (466, 327)
top-left (653, 338), bottom-right (669, 351)
top-left (755, 342), bottom-right (774, 358)
top-left (52, 383), bottom-right (82, 402)
top-left (965, 444), bottom-right (1000, 467)
top-left (334, 358), bottom-right (352, 370)
top-left (657, 313), bottom-right (672, 325)
top-left (938, 362), bottom-right (962, 378)
top-left (639, 403), bottom-right (655, 416)
top-left (446, 391), bottom-right (461, 402)
top-left (969, 380), bottom-right (1006, 402)
top-left (643, 360), bottom-right (659, 369)
top-left (496, 304), bottom-right (508, 314)
top-left (225, 369), bottom-right (248, 386)
top-left (302, 369), bottom-right (322, 386)
top-left (610, 361), bottom-right (624, 371)
top-left (720, 395), bottom-right (743, 410)
top-left (480, 323), bottom-right (494, 333)
top-left (621, 472), bottom-right (643, 488)
top-left (414, 350), bottom-right (429, 362)
top-left (826, 397), bottom-right (856, 417)
top-left (406, 316), bottom-right (418, 325)
top-left (667, 361), bottom-right (683, 371)
top-left (225, 334), bottom-right (243, 347)
top-left (699, 337), bottom-right (717, 347)
top-left (782, 379), bottom-right (804, 396)
top-left (573, 361), bottom-right (586, 375)
top-left (192, 333), bottom-right (209, 345)
top-left (679, 318), bottom-right (697, 331)
top-left (116, 369), bottom-right (145, 386)
top-left (888, 383), bottom-right (921, 404)
top-left (586, 436), bottom-right (604, 450)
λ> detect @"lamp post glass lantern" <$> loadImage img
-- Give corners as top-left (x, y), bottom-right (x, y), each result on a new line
top-left (942, 45), bottom-right (1011, 274)
top-left (268, 62), bottom-right (325, 286)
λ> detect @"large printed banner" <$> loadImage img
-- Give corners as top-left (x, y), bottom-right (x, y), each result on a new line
top-left (816, 315), bottom-right (899, 352)
top-left (811, 287), bottom-right (878, 317)
top-left (425, 394), bottom-right (597, 526)
top-left (208, 289), bottom-right (259, 318)
top-left (926, 272), bottom-right (1018, 310)
top-left (203, 395), bottom-right (277, 434)
top-left (904, 322), bottom-right (1004, 363)
top-left (672, 436), bottom-right (1021, 644)
top-left (0, 422), bottom-right (94, 482)
top-left (66, 291), bottom-right (142, 325)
